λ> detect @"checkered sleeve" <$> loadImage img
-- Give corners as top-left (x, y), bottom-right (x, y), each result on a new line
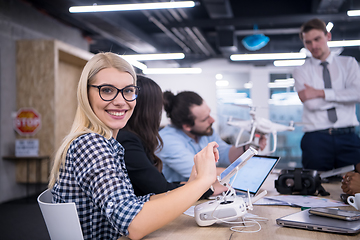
top-left (70, 133), bottom-right (151, 236)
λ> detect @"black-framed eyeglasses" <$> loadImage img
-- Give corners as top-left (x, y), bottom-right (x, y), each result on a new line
top-left (89, 84), bottom-right (140, 102)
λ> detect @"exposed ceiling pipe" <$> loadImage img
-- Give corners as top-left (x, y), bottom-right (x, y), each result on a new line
top-left (184, 27), bottom-right (212, 56)
top-left (173, 27), bottom-right (206, 54)
top-left (64, 0), bottom-right (160, 53)
top-left (201, 0), bottom-right (237, 54)
top-left (73, 15), bottom-right (156, 53)
top-left (191, 27), bottom-right (217, 56)
top-left (175, 8), bottom-right (217, 56)
top-left (149, 8), bottom-right (205, 55)
top-left (171, 28), bottom-right (187, 42)
top-left (235, 28), bottom-right (300, 36)
top-left (144, 0), bottom-right (216, 56)
top-left (128, 0), bottom-right (191, 53)
top-left (177, 10), bottom-right (217, 56)
top-left (316, 0), bottom-right (346, 13)
top-left (167, 13), bottom-right (360, 29)
top-left (167, 8), bottom-right (183, 22)
top-left (127, 0), bottom-right (215, 57)
top-left (148, 16), bottom-right (191, 53)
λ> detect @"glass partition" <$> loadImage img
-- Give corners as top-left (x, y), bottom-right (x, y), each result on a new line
top-left (217, 72), bottom-right (360, 170)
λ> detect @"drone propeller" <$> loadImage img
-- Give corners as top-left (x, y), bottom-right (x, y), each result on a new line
top-left (270, 120), bottom-right (312, 127)
top-left (291, 121), bottom-right (312, 126)
top-left (227, 116), bottom-right (247, 121)
top-left (231, 103), bottom-right (252, 108)
top-left (231, 103), bottom-right (267, 111)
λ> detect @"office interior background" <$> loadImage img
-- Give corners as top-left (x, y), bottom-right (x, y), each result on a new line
top-left (1, 0), bottom-right (360, 203)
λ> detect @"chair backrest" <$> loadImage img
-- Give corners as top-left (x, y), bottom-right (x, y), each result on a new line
top-left (37, 189), bottom-right (84, 240)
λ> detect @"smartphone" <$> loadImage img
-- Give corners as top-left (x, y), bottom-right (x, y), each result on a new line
top-left (309, 207), bottom-right (360, 221)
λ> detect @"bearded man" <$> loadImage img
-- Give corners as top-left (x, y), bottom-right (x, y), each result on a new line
top-left (157, 91), bottom-right (266, 183)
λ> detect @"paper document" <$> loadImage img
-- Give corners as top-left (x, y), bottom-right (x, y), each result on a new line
top-left (250, 197), bottom-right (295, 206)
top-left (320, 165), bottom-right (355, 179)
top-left (184, 206), bottom-right (195, 217)
top-left (266, 195), bottom-right (347, 208)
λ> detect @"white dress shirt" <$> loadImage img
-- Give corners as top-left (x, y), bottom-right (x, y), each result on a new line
top-left (293, 52), bottom-right (360, 132)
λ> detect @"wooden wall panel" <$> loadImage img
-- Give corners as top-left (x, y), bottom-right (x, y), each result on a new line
top-left (16, 40), bottom-right (56, 156)
top-left (55, 60), bottom-right (82, 151)
top-left (15, 40), bottom-right (92, 183)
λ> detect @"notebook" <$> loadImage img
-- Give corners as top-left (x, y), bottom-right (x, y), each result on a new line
top-left (276, 209), bottom-right (360, 234)
top-left (229, 155), bottom-right (280, 196)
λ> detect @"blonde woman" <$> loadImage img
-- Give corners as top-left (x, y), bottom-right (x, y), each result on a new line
top-left (48, 52), bottom-right (219, 240)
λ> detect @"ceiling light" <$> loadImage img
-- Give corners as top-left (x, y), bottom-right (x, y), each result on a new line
top-left (273, 60), bottom-right (305, 67)
top-left (328, 40), bottom-right (360, 47)
top-left (215, 74), bottom-right (223, 80)
top-left (300, 48), bottom-right (312, 57)
top-left (69, 1), bottom-right (195, 13)
top-left (216, 80), bottom-right (229, 87)
top-left (143, 68), bottom-right (202, 74)
top-left (244, 82), bottom-right (253, 89)
top-left (326, 22), bottom-right (334, 32)
top-left (119, 55), bottom-right (148, 70)
top-left (347, 10), bottom-right (360, 16)
top-left (268, 78), bottom-right (295, 88)
top-left (230, 52), bottom-right (306, 61)
top-left (122, 53), bottom-right (185, 61)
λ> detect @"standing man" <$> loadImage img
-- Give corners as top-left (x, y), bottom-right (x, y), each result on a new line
top-left (157, 90), bottom-right (266, 183)
top-left (293, 18), bottom-right (360, 171)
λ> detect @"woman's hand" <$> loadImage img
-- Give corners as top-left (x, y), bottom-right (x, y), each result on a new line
top-left (193, 142), bottom-right (219, 184)
top-left (188, 165), bottom-right (197, 183)
top-left (211, 180), bottom-right (228, 196)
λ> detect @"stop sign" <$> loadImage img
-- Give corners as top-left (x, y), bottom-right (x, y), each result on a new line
top-left (13, 108), bottom-right (41, 136)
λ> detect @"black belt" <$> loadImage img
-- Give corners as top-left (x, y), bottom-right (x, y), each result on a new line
top-left (315, 127), bottom-right (355, 135)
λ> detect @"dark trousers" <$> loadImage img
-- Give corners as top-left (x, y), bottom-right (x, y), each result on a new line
top-left (301, 130), bottom-right (360, 171)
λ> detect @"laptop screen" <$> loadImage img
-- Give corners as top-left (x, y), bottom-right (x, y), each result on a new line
top-left (229, 155), bottom-right (280, 195)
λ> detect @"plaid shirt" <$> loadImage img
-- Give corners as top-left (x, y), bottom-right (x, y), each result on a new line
top-left (52, 133), bottom-right (152, 240)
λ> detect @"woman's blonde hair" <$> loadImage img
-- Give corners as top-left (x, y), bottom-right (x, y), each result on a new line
top-left (49, 52), bottom-right (137, 188)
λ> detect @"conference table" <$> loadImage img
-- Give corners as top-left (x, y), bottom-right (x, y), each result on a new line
top-left (133, 173), bottom-right (359, 240)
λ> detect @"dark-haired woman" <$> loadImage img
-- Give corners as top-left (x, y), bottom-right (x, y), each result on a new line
top-left (117, 75), bottom-right (223, 197)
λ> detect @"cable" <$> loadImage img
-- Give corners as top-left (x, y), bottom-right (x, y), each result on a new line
top-left (230, 219), bottom-right (261, 233)
top-left (228, 232), bottom-right (235, 240)
top-left (208, 167), bottom-right (268, 233)
top-left (212, 216), bottom-right (264, 233)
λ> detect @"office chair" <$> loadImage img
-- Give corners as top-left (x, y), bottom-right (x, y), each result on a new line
top-left (37, 189), bottom-right (84, 240)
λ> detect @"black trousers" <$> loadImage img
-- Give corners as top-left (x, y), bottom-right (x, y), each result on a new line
top-left (301, 129), bottom-right (360, 171)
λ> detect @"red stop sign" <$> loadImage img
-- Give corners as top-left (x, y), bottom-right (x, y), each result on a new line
top-left (14, 108), bottom-right (41, 136)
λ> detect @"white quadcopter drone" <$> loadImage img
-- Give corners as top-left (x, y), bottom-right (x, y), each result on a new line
top-left (227, 106), bottom-right (295, 153)
top-left (194, 147), bottom-right (267, 226)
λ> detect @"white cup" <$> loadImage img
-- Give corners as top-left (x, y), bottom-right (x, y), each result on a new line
top-left (347, 193), bottom-right (360, 210)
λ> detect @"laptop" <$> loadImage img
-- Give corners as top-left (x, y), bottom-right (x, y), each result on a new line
top-left (229, 155), bottom-right (280, 197)
top-left (276, 209), bottom-right (360, 234)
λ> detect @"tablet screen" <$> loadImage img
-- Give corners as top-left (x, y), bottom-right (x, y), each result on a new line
top-left (230, 155), bottom-right (280, 195)
top-left (219, 147), bottom-right (257, 184)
